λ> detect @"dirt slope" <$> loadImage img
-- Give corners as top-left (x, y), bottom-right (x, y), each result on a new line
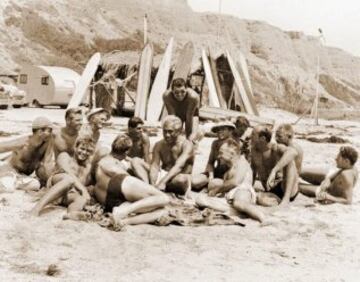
top-left (1, 0), bottom-right (360, 110)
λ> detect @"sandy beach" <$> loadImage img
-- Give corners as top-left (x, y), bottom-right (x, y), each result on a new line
top-left (1, 107), bottom-right (360, 281)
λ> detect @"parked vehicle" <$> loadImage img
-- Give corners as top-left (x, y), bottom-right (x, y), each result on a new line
top-left (17, 65), bottom-right (80, 108)
top-left (0, 83), bottom-right (26, 109)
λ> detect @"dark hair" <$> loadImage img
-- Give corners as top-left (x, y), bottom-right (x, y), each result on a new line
top-left (220, 138), bottom-right (241, 154)
top-left (65, 107), bottom-right (82, 120)
top-left (235, 116), bottom-right (250, 129)
top-left (258, 127), bottom-right (272, 143)
top-left (339, 146), bottom-right (358, 165)
top-left (128, 116), bottom-right (144, 128)
top-left (171, 78), bottom-right (186, 90)
top-left (112, 134), bottom-right (133, 155)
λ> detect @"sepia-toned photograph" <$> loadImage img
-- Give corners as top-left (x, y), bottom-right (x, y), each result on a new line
top-left (0, 0), bottom-right (359, 281)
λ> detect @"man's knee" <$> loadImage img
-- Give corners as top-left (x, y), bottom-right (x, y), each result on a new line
top-left (208, 178), bottom-right (223, 190)
top-left (233, 191), bottom-right (251, 210)
top-left (166, 174), bottom-right (189, 195)
top-left (191, 174), bottom-right (208, 191)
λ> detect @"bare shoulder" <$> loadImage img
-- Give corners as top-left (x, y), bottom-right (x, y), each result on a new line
top-left (340, 168), bottom-right (358, 184)
top-left (163, 89), bottom-right (172, 100)
top-left (142, 132), bottom-right (150, 143)
top-left (186, 88), bottom-right (200, 102)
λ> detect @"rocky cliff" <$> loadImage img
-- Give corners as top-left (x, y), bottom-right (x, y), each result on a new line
top-left (1, 0), bottom-right (359, 111)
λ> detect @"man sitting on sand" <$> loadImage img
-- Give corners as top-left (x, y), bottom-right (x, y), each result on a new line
top-left (31, 136), bottom-right (96, 220)
top-left (0, 116), bottom-right (54, 191)
top-left (266, 123), bottom-right (303, 190)
top-left (132, 115), bottom-right (194, 196)
top-left (195, 139), bottom-right (265, 223)
top-left (233, 116), bottom-right (251, 160)
top-left (53, 107), bottom-right (83, 157)
top-left (251, 125), bottom-right (299, 207)
top-left (192, 121), bottom-right (235, 192)
top-left (94, 134), bottom-right (169, 226)
top-left (126, 117), bottom-right (150, 163)
top-left (84, 108), bottom-right (110, 144)
top-left (300, 146), bottom-right (358, 205)
top-left (163, 78), bottom-right (199, 141)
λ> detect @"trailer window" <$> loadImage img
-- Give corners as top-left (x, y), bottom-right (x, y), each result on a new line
top-left (19, 74), bottom-right (27, 84)
top-left (41, 76), bottom-right (49, 85)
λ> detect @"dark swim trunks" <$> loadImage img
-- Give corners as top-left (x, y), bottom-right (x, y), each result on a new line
top-left (271, 184), bottom-right (299, 202)
top-left (104, 174), bottom-right (128, 213)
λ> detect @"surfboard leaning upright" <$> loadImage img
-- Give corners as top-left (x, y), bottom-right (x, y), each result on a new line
top-left (67, 52), bottom-right (101, 109)
top-left (135, 43), bottom-right (153, 119)
top-left (208, 50), bottom-right (227, 109)
top-left (147, 37), bottom-right (174, 122)
top-left (202, 49), bottom-right (220, 108)
top-left (226, 50), bottom-right (255, 115)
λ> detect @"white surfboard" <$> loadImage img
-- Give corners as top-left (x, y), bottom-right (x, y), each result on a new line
top-left (67, 52), bottom-right (101, 109)
top-left (135, 43), bottom-right (153, 119)
top-left (202, 49), bottom-right (220, 108)
top-left (226, 50), bottom-right (254, 115)
top-left (147, 37), bottom-right (174, 122)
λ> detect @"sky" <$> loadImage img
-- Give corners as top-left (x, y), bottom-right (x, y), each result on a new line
top-left (188, 0), bottom-right (360, 57)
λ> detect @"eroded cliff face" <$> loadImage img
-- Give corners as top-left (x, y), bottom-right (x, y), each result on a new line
top-left (1, 0), bottom-right (359, 110)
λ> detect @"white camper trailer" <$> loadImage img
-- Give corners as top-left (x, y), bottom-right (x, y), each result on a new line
top-left (17, 65), bottom-right (80, 108)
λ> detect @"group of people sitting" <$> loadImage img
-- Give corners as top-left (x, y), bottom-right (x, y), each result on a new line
top-left (0, 101), bottom-right (358, 227)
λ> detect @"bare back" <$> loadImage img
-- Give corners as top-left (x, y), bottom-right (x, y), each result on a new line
top-left (94, 155), bottom-right (129, 205)
top-left (53, 127), bottom-right (78, 157)
top-left (328, 167), bottom-right (358, 199)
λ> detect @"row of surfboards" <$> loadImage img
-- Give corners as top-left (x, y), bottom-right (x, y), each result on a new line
top-left (67, 38), bottom-right (259, 121)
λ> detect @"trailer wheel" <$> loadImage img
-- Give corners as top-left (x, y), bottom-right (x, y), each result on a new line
top-left (0, 105), bottom-right (8, 110)
top-left (32, 99), bottom-right (43, 108)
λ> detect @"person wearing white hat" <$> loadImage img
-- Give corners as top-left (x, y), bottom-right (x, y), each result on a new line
top-left (85, 108), bottom-right (110, 143)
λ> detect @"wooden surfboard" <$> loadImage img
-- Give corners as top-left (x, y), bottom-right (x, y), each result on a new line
top-left (226, 50), bottom-right (255, 115)
top-left (67, 52), bottom-right (101, 109)
top-left (160, 41), bottom-right (194, 121)
top-left (147, 38), bottom-right (174, 122)
top-left (135, 43), bottom-right (153, 119)
top-left (202, 49), bottom-right (220, 108)
top-left (208, 50), bottom-right (227, 109)
top-left (236, 61), bottom-right (259, 116)
top-left (238, 51), bottom-right (254, 96)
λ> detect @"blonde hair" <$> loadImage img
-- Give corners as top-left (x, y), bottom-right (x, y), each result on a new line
top-left (162, 115), bottom-right (182, 130)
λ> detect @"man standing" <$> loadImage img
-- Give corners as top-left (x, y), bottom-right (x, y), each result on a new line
top-left (163, 78), bottom-right (199, 141)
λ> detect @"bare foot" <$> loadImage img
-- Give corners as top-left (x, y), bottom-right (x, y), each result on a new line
top-left (63, 211), bottom-right (91, 221)
top-left (112, 207), bottom-right (129, 221)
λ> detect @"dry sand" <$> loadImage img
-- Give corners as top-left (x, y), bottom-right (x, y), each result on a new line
top-left (1, 107), bottom-right (360, 281)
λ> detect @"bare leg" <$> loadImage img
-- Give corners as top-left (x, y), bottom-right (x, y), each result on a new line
top-left (195, 193), bottom-right (238, 215)
top-left (232, 190), bottom-right (264, 223)
top-left (30, 174), bottom-right (73, 216)
top-left (280, 161), bottom-right (298, 205)
top-left (300, 167), bottom-right (327, 185)
top-left (257, 192), bottom-right (281, 207)
top-left (120, 208), bottom-right (169, 225)
top-left (191, 174), bottom-right (208, 192)
top-left (131, 157), bottom-right (150, 183)
top-left (166, 174), bottom-right (191, 195)
top-left (112, 176), bottom-right (169, 221)
top-left (299, 183), bottom-right (318, 197)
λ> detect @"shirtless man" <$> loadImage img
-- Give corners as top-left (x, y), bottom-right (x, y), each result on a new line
top-left (31, 136), bottom-right (95, 220)
top-left (84, 108), bottom-right (110, 143)
top-left (300, 146), bottom-right (358, 205)
top-left (233, 116), bottom-right (251, 160)
top-left (94, 134), bottom-right (169, 226)
top-left (127, 117), bottom-right (150, 163)
top-left (192, 121), bottom-right (235, 192)
top-left (196, 139), bottom-right (265, 222)
top-left (251, 125), bottom-right (299, 207)
top-left (266, 123), bottom-right (303, 189)
top-left (1, 116), bottom-right (53, 191)
top-left (163, 78), bottom-right (199, 140)
top-left (53, 107), bottom-right (83, 157)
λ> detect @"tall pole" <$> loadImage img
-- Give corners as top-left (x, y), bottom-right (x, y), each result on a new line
top-left (144, 14), bottom-right (148, 45)
top-left (217, 0), bottom-right (222, 42)
top-left (314, 28), bottom-right (325, 125)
